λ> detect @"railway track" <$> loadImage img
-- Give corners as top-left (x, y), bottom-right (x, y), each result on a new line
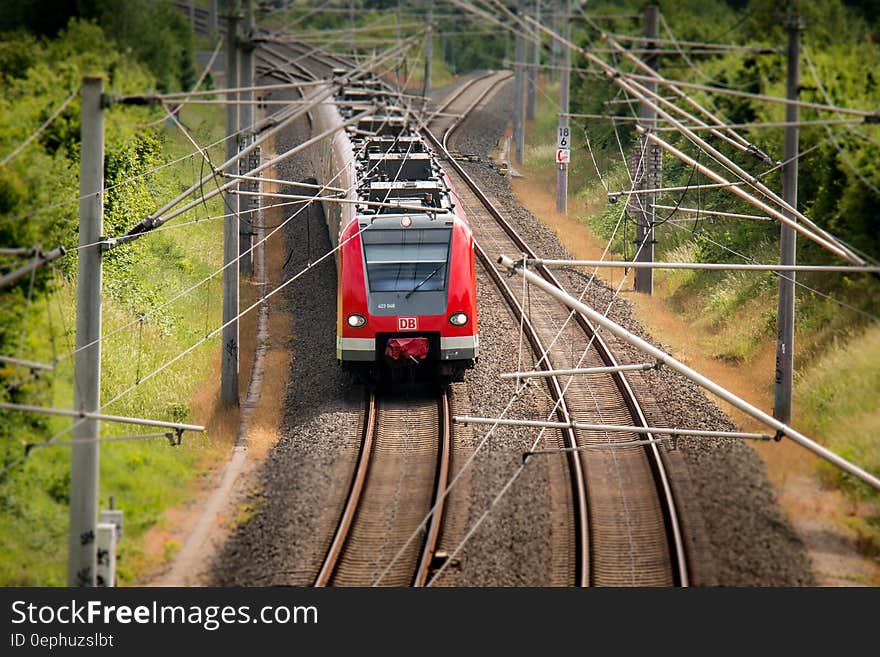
top-left (425, 73), bottom-right (689, 586)
top-left (429, 70), bottom-right (513, 150)
top-left (178, 2), bottom-right (688, 586)
top-left (314, 390), bottom-right (451, 587)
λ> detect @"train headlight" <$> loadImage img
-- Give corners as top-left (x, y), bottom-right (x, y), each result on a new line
top-left (347, 313), bottom-right (367, 328)
top-left (448, 312), bottom-right (469, 327)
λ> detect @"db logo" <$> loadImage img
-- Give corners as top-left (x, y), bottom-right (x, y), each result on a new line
top-left (398, 317), bottom-right (417, 331)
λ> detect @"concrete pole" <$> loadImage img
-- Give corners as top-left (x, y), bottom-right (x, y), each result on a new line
top-left (223, 0), bottom-right (240, 407)
top-left (395, 0), bottom-right (402, 79)
top-left (448, 17), bottom-right (456, 75)
top-left (634, 5), bottom-right (659, 295)
top-left (555, 0), bottom-right (570, 213)
top-left (526, 0), bottom-right (538, 120)
top-left (423, 2), bottom-right (434, 100)
top-left (549, 0), bottom-right (559, 82)
top-left (349, 0), bottom-right (355, 56)
top-left (239, 0), bottom-right (254, 278)
top-left (513, 1), bottom-right (526, 164)
top-left (210, 0), bottom-right (218, 42)
top-left (774, 3), bottom-right (802, 424)
top-left (68, 76), bottom-right (104, 587)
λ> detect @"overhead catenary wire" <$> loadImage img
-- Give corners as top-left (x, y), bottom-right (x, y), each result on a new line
top-left (376, 1), bottom-right (872, 581)
top-left (500, 362), bottom-right (659, 379)
top-left (575, 32), bottom-right (866, 263)
top-left (12, 42), bottom-right (378, 394)
top-left (0, 248), bottom-right (41, 257)
top-left (0, 91), bottom-right (79, 168)
top-left (638, 126), bottom-right (863, 262)
top-left (137, 36), bottom-right (225, 128)
top-left (464, 0), bottom-right (864, 264)
top-left (453, 415), bottom-right (773, 441)
top-left (419, 237), bottom-right (654, 587)
top-left (280, 21), bottom-right (424, 37)
top-left (603, 129), bottom-right (842, 199)
top-left (409, 11), bottom-right (675, 576)
top-left (4, 103), bottom-right (284, 230)
top-left (26, 431), bottom-right (184, 450)
top-left (121, 106), bottom-right (375, 241)
top-left (48, 38), bottom-right (428, 379)
top-left (604, 30), bottom-right (780, 53)
top-left (0, 355), bottom-right (54, 372)
top-left (586, 47), bottom-right (781, 56)
top-left (444, 0), bottom-right (541, 47)
top-left (663, 220), bottom-right (880, 323)
top-left (803, 46), bottom-right (880, 197)
top-left (650, 205), bottom-right (771, 221)
top-left (121, 34), bottom-right (418, 240)
top-left (230, 189), bottom-right (449, 214)
top-left (1, 90), bottom-right (415, 474)
top-left (498, 255), bottom-right (880, 492)
top-left (623, 71), bottom-right (880, 119)
top-left (603, 36), bottom-right (763, 156)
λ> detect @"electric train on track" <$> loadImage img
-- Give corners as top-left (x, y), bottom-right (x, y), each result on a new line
top-left (313, 74), bottom-right (479, 384)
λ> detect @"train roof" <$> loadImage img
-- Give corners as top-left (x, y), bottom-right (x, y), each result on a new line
top-left (332, 79), bottom-right (465, 230)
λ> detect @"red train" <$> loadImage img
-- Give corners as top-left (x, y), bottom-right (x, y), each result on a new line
top-left (314, 82), bottom-right (479, 383)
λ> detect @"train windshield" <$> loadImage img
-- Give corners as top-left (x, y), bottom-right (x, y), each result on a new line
top-left (362, 227), bottom-right (452, 294)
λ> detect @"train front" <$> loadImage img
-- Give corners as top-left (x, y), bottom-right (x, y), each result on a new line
top-left (337, 132), bottom-right (478, 384)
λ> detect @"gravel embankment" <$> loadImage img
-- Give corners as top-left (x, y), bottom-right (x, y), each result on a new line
top-left (451, 79), bottom-right (814, 586)
top-left (209, 108), bottom-right (363, 586)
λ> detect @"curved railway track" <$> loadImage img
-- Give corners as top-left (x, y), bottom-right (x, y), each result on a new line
top-left (314, 390), bottom-right (452, 587)
top-left (429, 70), bottom-right (513, 150)
top-left (425, 73), bottom-right (689, 586)
top-left (429, 71), bottom-right (513, 152)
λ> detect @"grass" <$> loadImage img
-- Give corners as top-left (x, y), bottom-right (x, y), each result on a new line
top-left (0, 103), bottom-right (232, 585)
top-left (798, 323), bottom-right (880, 554)
top-left (798, 324), bottom-right (880, 493)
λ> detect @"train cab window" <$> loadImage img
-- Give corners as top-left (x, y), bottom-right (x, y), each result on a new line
top-left (362, 228), bottom-right (452, 294)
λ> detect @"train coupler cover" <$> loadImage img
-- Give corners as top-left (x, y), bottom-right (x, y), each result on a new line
top-left (385, 337), bottom-right (429, 363)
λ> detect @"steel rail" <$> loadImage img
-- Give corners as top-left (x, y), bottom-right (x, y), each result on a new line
top-left (427, 74), bottom-right (485, 126)
top-left (473, 240), bottom-right (590, 587)
top-left (442, 71), bottom-right (513, 151)
top-left (413, 391), bottom-right (452, 587)
top-left (423, 95), bottom-right (689, 585)
top-left (425, 70), bottom-right (504, 134)
top-left (424, 71), bottom-right (591, 586)
top-left (313, 390), bottom-right (377, 587)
